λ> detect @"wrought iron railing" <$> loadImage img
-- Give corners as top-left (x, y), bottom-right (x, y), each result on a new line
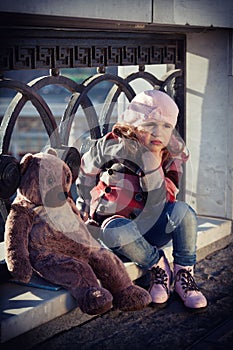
top-left (0, 66), bottom-right (182, 237)
top-left (0, 67), bottom-right (182, 152)
top-left (0, 15), bottom-right (186, 286)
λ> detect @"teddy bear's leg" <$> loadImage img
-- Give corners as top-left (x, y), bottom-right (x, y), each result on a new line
top-left (32, 254), bottom-right (113, 315)
top-left (89, 248), bottom-right (152, 311)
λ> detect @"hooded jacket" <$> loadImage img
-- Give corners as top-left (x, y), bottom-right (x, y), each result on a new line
top-left (76, 131), bottom-right (189, 225)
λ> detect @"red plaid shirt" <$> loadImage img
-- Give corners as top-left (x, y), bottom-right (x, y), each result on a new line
top-left (76, 132), bottom-right (189, 222)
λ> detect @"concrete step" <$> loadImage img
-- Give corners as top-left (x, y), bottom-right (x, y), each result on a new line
top-left (0, 216), bottom-right (232, 343)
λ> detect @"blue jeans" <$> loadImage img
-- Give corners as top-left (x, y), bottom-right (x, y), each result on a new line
top-left (100, 201), bottom-right (197, 268)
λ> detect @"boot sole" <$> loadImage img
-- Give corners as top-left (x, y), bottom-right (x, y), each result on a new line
top-left (173, 291), bottom-right (208, 313)
top-left (149, 300), bottom-right (169, 310)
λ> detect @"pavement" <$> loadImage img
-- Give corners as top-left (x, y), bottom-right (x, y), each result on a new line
top-left (0, 215), bottom-right (232, 349)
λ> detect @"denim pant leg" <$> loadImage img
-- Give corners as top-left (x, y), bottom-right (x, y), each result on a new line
top-left (100, 217), bottom-right (160, 269)
top-left (171, 202), bottom-right (197, 266)
top-left (143, 201), bottom-right (198, 266)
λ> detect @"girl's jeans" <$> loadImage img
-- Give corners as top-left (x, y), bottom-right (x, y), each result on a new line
top-left (100, 201), bottom-right (197, 269)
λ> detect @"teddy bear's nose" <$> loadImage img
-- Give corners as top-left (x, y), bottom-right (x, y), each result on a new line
top-left (44, 186), bottom-right (68, 207)
top-left (58, 192), bottom-right (68, 200)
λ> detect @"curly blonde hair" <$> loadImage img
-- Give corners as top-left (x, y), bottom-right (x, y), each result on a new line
top-left (112, 123), bottom-right (140, 141)
top-left (112, 122), bottom-right (171, 163)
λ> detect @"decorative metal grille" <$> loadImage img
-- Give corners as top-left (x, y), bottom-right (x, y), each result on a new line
top-left (0, 44), bottom-right (180, 71)
top-left (0, 29), bottom-right (185, 152)
top-left (0, 25), bottom-right (185, 221)
top-left (0, 67), bottom-right (182, 154)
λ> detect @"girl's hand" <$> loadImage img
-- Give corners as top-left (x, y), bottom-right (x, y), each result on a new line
top-left (82, 211), bottom-right (89, 222)
top-left (142, 150), bottom-right (161, 174)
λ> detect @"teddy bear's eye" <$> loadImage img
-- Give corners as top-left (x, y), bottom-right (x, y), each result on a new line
top-left (66, 173), bottom-right (71, 184)
top-left (47, 176), bottom-right (54, 185)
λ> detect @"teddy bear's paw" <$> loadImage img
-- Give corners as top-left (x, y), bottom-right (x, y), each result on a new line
top-left (79, 286), bottom-right (113, 315)
top-left (113, 285), bottom-right (152, 312)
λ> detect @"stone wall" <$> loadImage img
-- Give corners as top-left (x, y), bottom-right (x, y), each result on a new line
top-left (0, 1), bottom-right (233, 28)
top-left (186, 29), bottom-right (233, 219)
top-left (153, 0), bottom-right (233, 28)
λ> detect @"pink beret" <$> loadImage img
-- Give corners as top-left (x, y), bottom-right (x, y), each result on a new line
top-left (120, 90), bottom-right (179, 129)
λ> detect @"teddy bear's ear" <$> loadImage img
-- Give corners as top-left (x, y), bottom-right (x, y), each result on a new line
top-left (20, 153), bottom-right (33, 175)
top-left (46, 148), bottom-right (58, 157)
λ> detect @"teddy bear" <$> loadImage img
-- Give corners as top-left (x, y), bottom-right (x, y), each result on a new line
top-left (4, 149), bottom-right (152, 315)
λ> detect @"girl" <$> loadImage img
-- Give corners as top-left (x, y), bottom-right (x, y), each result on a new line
top-left (76, 90), bottom-right (207, 309)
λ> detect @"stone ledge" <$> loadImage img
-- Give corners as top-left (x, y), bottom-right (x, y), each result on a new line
top-left (0, 216), bottom-right (232, 343)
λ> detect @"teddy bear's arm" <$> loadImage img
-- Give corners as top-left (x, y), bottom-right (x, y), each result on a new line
top-left (67, 196), bottom-right (82, 218)
top-left (4, 203), bottom-right (35, 283)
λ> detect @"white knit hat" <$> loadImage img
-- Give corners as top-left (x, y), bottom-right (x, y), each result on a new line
top-left (120, 90), bottom-right (179, 129)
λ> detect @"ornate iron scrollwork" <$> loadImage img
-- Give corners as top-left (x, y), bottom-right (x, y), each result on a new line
top-left (0, 154), bottom-right (20, 200)
top-left (0, 44), bottom-right (180, 71)
top-left (0, 68), bottom-right (182, 155)
top-left (0, 33), bottom-right (184, 209)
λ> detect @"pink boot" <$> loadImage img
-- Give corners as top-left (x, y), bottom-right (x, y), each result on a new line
top-left (174, 264), bottom-right (207, 309)
top-left (148, 253), bottom-right (172, 304)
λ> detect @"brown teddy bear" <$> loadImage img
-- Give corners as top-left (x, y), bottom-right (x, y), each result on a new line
top-left (4, 150), bottom-right (151, 315)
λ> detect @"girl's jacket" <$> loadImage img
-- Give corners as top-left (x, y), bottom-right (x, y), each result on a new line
top-left (76, 131), bottom-right (189, 225)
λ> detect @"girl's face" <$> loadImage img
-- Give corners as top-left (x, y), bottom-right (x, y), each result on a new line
top-left (136, 120), bottom-right (173, 152)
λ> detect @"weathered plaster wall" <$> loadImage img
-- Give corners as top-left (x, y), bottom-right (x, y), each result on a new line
top-left (0, 0), bottom-right (152, 23)
top-left (0, 0), bottom-right (233, 28)
top-left (226, 32), bottom-right (233, 220)
top-left (186, 29), bottom-right (233, 219)
top-left (153, 0), bottom-right (233, 28)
